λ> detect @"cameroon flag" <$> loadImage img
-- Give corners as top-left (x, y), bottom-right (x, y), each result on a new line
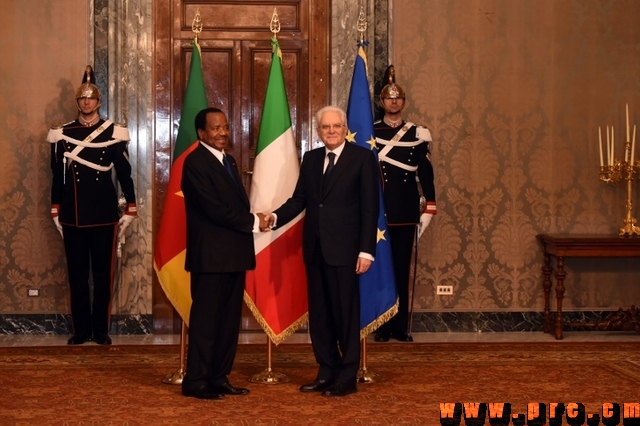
top-left (153, 40), bottom-right (208, 324)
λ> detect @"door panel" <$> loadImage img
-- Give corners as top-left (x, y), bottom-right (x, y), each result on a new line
top-left (153, 0), bottom-right (328, 332)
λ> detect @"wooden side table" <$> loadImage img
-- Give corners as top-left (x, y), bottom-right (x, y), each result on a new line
top-left (536, 234), bottom-right (640, 339)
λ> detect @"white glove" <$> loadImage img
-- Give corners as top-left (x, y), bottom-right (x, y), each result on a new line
top-left (418, 213), bottom-right (433, 239)
top-left (53, 216), bottom-right (63, 238)
top-left (118, 214), bottom-right (135, 242)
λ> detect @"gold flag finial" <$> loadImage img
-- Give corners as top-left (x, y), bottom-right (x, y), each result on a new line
top-left (357, 6), bottom-right (367, 43)
top-left (192, 7), bottom-right (203, 43)
top-left (270, 7), bottom-right (281, 38)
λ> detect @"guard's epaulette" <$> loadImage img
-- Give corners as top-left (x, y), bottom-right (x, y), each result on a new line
top-left (50, 120), bottom-right (75, 130)
top-left (113, 123), bottom-right (130, 141)
top-left (47, 126), bottom-right (65, 143)
top-left (416, 125), bottom-right (432, 142)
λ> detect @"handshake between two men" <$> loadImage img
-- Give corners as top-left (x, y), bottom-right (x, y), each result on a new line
top-left (256, 212), bottom-right (275, 232)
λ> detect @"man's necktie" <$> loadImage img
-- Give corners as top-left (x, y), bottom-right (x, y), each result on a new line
top-left (222, 155), bottom-right (239, 185)
top-left (321, 152), bottom-right (335, 192)
top-left (324, 152), bottom-right (336, 176)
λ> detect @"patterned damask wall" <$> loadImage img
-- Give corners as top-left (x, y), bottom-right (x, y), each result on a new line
top-left (393, 0), bottom-right (640, 312)
top-left (0, 1), bottom-right (153, 333)
top-left (0, 1), bottom-right (89, 316)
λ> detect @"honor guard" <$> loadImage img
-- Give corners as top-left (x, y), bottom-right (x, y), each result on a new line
top-left (373, 65), bottom-right (437, 342)
top-left (48, 65), bottom-right (137, 345)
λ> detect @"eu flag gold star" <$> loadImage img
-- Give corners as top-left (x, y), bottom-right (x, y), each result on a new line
top-left (346, 130), bottom-right (357, 143)
top-left (367, 136), bottom-right (377, 150)
top-left (377, 228), bottom-right (387, 243)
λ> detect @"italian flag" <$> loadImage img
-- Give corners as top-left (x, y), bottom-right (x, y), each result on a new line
top-left (153, 40), bottom-right (208, 325)
top-left (244, 38), bottom-right (308, 345)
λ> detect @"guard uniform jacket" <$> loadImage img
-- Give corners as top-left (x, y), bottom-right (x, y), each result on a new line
top-left (48, 119), bottom-right (136, 227)
top-left (374, 120), bottom-right (436, 225)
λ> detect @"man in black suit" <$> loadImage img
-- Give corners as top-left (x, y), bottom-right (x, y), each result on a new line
top-left (265, 105), bottom-right (379, 397)
top-left (181, 107), bottom-right (267, 400)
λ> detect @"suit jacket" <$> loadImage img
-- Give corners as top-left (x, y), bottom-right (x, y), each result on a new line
top-left (182, 143), bottom-right (256, 273)
top-left (274, 141), bottom-right (379, 267)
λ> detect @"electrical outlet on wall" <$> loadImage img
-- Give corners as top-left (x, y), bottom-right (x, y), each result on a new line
top-left (436, 285), bottom-right (453, 295)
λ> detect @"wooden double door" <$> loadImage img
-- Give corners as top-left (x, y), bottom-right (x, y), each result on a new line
top-left (153, 0), bottom-right (329, 332)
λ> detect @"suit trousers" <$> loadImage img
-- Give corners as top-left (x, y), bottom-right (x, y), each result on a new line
top-left (62, 224), bottom-right (117, 338)
top-left (378, 225), bottom-right (416, 335)
top-left (183, 271), bottom-right (245, 390)
top-left (306, 242), bottom-right (361, 385)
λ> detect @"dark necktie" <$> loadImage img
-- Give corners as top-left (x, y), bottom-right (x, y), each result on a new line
top-left (321, 152), bottom-right (335, 192)
top-left (222, 155), bottom-right (238, 184)
top-left (324, 152), bottom-right (336, 176)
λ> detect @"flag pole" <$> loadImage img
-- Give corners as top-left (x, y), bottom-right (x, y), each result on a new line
top-left (351, 6), bottom-right (383, 384)
top-left (357, 337), bottom-right (381, 383)
top-left (247, 9), bottom-right (291, 385)
top-left (248, 335), bottom-right (291, 384)
top-left (162, 322), bottom-right (187, 384)
top-left (159, 8), bottom-right (204, 386)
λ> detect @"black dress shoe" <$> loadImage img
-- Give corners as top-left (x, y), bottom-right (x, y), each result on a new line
top-left (374, 331), bottom-right (390, 342)
top-left (322, 382), bottom-right (357, 397)
top-left (391, 331), bottom-right (413, 342)
top-left (182, 384), bottom-right (224, 400)
top-left (299, 379), bottom-right (333, 393)
top-left (67, 335), bottom-right (88, 345)
top-left (213, 382), bottom-right (250, 395)
top-left (94, 334), bottom-right (112, 345)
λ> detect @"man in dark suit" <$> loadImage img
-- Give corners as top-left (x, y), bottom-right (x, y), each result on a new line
top-left (181, 107), bottom-right (266, 400)
top-left (266, 105), bottom-right (379, 397)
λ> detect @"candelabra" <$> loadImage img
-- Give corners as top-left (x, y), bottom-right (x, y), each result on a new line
top-left (598, 104), bottom-right (640, 237)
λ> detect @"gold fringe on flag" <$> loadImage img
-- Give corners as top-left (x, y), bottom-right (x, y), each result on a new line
top-left (243, 291), bottom-right (309, 346)
top-left (359, 299), bottom-right (399, 339)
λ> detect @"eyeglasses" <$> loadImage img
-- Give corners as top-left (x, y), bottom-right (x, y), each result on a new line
top-left (319, 123), bottom-right (345, 131)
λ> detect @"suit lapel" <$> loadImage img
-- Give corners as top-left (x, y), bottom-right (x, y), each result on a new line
top-left (226, 155), bottom-right (250, 206)
top-left (309, 148), bottom-right (325, 197)
top-left (202, 145), bottom-right (249, 207)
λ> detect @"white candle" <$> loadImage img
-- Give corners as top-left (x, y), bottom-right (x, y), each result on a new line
top-left (599, 126), bottom-right (603, 167)
top-left (626, 103), bottom-right (630, 142)
top-left (607, 126), bottom-right (611, 166)
top-left (632, 125), bottom-right (636, 164)
top-left (612, 126), bottom-right (615, 165)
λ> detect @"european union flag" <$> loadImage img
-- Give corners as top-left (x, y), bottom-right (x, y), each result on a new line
top-left (346, 43), bottom-right (398, 338)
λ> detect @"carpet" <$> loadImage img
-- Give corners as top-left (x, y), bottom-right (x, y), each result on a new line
top-left (1, 342), bottom-right (639, 425)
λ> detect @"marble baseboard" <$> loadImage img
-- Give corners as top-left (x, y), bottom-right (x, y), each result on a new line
top-left (410, 311), bottom-right (612, 332)
top-left (0, 314), bottom-right (152, 335)
top-left (0, 311), bottom-right (618, 335)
